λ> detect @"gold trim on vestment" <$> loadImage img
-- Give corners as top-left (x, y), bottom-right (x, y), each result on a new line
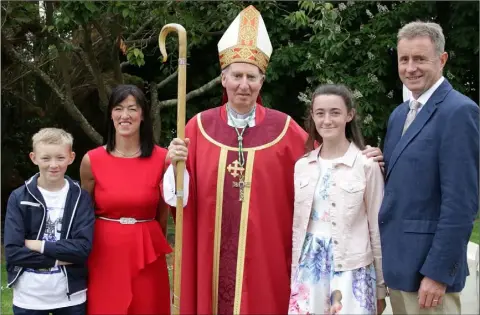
top-left (200, 113), bottom-right (288, 312)
top-left (197, 114), bottom-right (291, 151)
top-left (212, 148), bottom-right (228, 315)
top-left (233, 151), bottom-right (255, 314)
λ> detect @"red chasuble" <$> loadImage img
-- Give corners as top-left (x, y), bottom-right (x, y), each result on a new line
top-left (179, 104), bottom-right (307, 314)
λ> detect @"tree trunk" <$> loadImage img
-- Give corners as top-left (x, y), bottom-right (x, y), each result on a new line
top-left (151, 82), bottom-right (162, 143)
top-left (83, 24), bottom-right (109, 111)
top-left (154, 108), bottom-right (162, 144)
top-left (111, 21), bottom-right (124, 84)
top-left (2, 31), bottom-right (103, 145)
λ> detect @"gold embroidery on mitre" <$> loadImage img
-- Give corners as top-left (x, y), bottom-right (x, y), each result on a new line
top-left (219, 6), bottom-right (270, 72)
top-left (219, 46), bottom-right (269, 73)
top-left (238, 6), bottom-right (259, 46)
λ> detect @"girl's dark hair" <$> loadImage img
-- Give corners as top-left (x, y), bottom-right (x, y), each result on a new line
top-left (104, 84), bottom-right (154, 157)
top-left (304, 84), bottom-right (365, 153)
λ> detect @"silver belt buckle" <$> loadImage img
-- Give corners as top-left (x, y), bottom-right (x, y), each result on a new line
top-left (119, 217), bottom-right (137, 224)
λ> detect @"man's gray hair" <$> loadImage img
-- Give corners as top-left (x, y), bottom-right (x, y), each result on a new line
top-left (397, 21), bottom-right (445, 56)
top-left (221, 65), bottom-right (230, 75)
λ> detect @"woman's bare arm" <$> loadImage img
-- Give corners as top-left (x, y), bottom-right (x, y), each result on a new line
top-left (80, 153), bottom-right (95, 197)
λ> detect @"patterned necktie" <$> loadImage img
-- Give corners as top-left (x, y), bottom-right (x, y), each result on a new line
top-left (402, 100), bottom-right (421, 135)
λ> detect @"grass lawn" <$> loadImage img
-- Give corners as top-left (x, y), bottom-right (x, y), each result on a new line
top-left (0, 215), bottom-right (176, 313)
top-left (166, 214), bottom-right (175, 286)
top-left (1, 216), bottom-right (477, 312)
top-left (470, 219), bottom-right (479, 244)
top-left (1, 260), bottom-right (13, 314)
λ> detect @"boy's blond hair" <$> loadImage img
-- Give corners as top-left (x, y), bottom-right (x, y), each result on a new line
top-left (32, 128), bottom-right (74, 151)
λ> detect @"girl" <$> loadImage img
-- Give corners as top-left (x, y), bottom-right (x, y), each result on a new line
top-left (289, 84), bottom-right (386, 315)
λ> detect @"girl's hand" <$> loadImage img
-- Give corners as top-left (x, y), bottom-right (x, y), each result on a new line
top-left (330, 302), bottom-right (342, 314)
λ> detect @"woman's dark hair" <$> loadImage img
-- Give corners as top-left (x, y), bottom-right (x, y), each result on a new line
top-left (304, 84), bottom-right (365, 153)
top-left (104, 84), bottom-right (154, 157)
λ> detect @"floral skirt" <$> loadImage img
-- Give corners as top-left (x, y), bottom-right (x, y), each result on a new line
top-left (289, 232), bottom-right (377, 315)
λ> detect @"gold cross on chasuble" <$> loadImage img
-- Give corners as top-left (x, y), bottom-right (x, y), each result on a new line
top-left (226, 160), bottom-right (244, 178)
top-left (227, 159), bottom-right (251, 201)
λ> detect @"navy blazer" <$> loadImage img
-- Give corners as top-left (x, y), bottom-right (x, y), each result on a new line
top-left (379, 79), bottom-right (479, 293)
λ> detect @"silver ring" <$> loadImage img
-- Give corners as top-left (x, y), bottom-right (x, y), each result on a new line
top-left (433, 299), bottom-right (438, 302)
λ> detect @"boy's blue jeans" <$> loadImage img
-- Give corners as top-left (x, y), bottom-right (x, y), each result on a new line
top-left (13, 303), bottom-right (85, 315)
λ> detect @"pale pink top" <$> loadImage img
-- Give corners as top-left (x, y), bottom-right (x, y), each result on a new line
top-left (291, 143), bottom-right (387, 299)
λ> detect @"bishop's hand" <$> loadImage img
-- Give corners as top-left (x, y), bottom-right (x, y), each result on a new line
top-left (362, 145), bottom-right (384, 171)
top-left (167, 138), bottom-right (190, 167)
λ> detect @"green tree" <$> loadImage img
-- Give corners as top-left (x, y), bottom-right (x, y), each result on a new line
top-left (1, 0), bottom-right (477, 198)
top-left (1, 1), bottom-right (229, 146)
top-left (283, 1), bottom-right (478, 145)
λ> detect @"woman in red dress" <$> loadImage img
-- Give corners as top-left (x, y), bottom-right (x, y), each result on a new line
top-left (80, 85), bottom-right (171, 314)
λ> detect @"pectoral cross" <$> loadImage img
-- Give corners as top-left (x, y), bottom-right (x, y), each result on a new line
top-left (232, 175), bottom-right (250, 201)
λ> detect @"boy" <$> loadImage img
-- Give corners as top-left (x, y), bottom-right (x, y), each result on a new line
top-left (4, 128), bottom-right (95, 315)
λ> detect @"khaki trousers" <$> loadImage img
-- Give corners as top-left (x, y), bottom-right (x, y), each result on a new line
top-left (389, 289), bottom-right (461, 315)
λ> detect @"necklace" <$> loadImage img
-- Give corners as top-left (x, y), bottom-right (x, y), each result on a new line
top-left (226, 104), bottom-right (256, 168)
top-left (226, 104), bottom-right (256, 201)
top-left (114, 147), bottom-right (140, 157)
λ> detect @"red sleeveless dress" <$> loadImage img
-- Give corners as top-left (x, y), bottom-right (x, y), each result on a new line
top-left (86, 146), bottom-right (172, 314)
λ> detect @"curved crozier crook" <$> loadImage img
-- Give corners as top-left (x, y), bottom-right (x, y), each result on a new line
top-left (158, 23), bottom-right (187, 63)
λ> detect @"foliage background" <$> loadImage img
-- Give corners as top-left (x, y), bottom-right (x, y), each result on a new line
top-left (1, 1), bottom-right (479, 313)
top-left (1, 0), bottom-right (478, 224)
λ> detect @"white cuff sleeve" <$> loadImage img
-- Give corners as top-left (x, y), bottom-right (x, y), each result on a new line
top-left (40, 240), bottom-right (45, 254)
top-left (163, 164), bottom-right (189, 207)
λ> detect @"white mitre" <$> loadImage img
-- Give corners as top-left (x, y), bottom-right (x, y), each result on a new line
top-left (217, 5), bottom-right (273, 73)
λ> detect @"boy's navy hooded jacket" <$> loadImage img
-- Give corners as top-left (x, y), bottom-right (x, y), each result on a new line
top-left (4, 173), bottom-right (95, 298)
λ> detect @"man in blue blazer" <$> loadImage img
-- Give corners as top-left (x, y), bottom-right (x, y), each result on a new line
top-left (379, 21), bottom-right (479, 314)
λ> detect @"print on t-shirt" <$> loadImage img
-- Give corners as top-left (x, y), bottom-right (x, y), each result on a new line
top-left (44, 214), bottom-right (62, 242)
top-left (25, 183), bottom-right (68, 274)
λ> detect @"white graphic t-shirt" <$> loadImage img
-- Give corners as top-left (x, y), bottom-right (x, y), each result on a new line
top-left (13, 180), bottom-right (86, 309)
